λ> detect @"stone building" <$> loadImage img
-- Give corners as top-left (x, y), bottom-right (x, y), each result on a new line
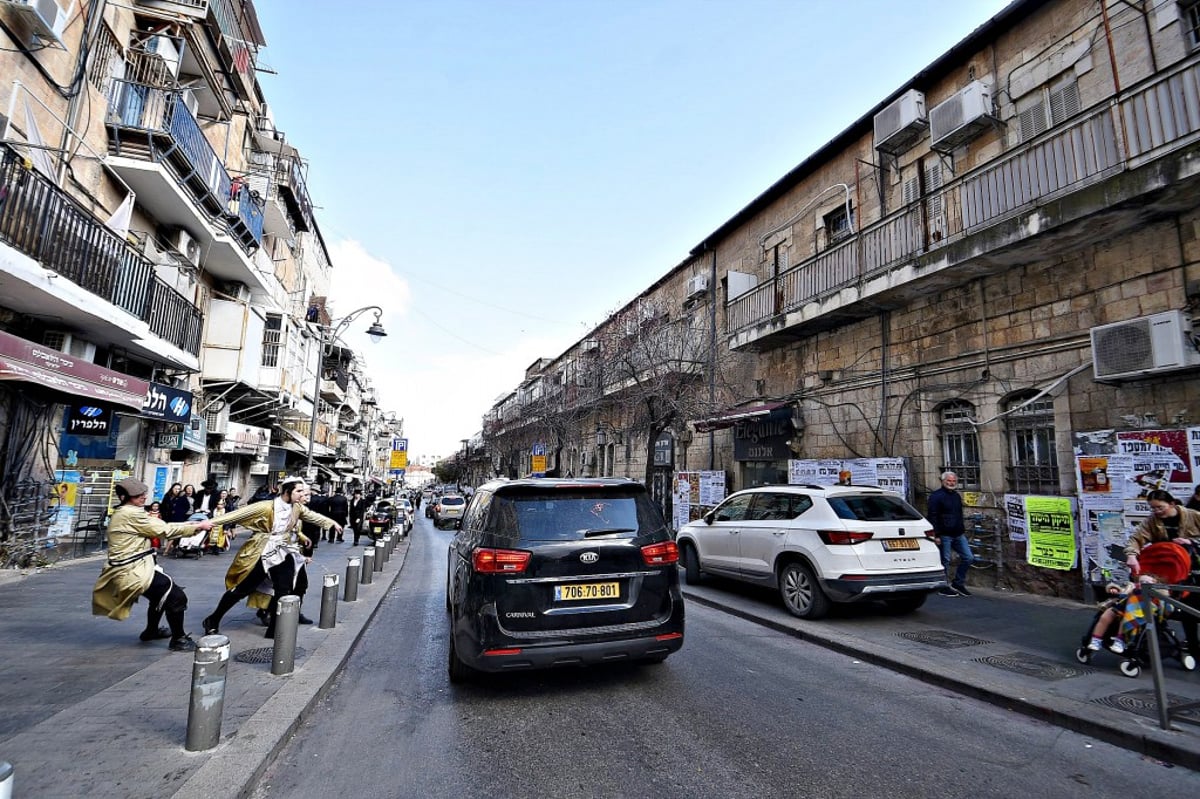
top-left (480, 0), bottom-right (1200, 597)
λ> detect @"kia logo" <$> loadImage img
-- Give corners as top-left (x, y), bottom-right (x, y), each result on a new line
top-left (579, 552), bottom-right (599, 564)
top-left (170, 397), bottom-right (190, 417)
top-left (79, 406), bottom-right (103, 418)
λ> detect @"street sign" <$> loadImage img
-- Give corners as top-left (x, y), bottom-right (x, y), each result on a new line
top-left (531, 443), bottom-right (547, 476)
top-left (393, 437), bottom-right (408, 451)
top-left (390, 450), bottom-right (407, 469)
top-left (155, 431), bottom-right (183, 449)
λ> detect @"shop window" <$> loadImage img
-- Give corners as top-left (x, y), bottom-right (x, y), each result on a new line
top-left (741, 461), bottom-right (788, 488)
top-left (938, 401), bottom-right (980, 489)
top-left (1004, 393), bottom-right (1059, 494)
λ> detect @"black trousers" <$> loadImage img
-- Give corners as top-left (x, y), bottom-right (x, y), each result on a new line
top-left (142, 570), bottom-right (187, 638)
top-left (209, 556), bottom-right (308, 630)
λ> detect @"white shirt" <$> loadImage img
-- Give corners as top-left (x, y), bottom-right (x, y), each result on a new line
top-left (261, 497), bottom-right (304, 574)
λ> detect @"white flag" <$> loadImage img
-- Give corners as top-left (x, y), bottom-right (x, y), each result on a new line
top-left (105, 193), bottom-right (134, 238)
top-left (23, 98), bottom-right (58, 184)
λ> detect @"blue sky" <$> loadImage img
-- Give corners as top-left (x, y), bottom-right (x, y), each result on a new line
top-left (253, 0), bottom-right (1012, 460)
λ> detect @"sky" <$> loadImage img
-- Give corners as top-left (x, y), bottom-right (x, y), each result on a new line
top-left (252, 0), bottom-right (1013, 461)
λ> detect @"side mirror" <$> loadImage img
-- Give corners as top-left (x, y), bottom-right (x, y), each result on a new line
top-left (455, 519), bottom-right (463, 530)
top-left (703, 511), bottom-right (715, 525)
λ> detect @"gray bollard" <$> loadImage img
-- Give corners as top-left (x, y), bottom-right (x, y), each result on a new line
top-left (185, 634), bottom-right (230, 752)
top-left (361, 548), bottom-right (374, 584)
top-left (381, 534), bottom-right (392, 562)
top-left (0, 760), bottom-right (13, 799)
top-left (319, 573), bottom-right (339, 629)
top-left (373, 541), bottom-right (385, 572)
top-left (271, 595), bottom-right (300, 676)
top-left (344, 557), bottom-right (360, 601)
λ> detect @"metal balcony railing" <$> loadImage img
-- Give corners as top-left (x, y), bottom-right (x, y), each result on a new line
top-left (0, 146), bottom-right (203, 355)
top-left (726, 56), bottom-right (1200, 336)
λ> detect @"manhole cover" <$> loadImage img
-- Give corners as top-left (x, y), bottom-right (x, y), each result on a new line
top-left (1093, 690), bottom-right (1200, 722)
top-left (897, 630), bottom-right (993, 649)
top-left (973, 651), bottom-right (1091, 680)
top-left (236, 646), bottom-right (307, 664)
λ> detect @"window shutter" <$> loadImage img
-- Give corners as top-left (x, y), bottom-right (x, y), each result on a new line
top-left (1048, 79), bottom-right (1080, 125)
top-left (902, 176), bottom-right (920, 205)
top-left (1018, 99), bottom-right (1048, 141)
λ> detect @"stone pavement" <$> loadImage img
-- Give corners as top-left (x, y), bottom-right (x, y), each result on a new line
top-left (1, 536), bottom-right (1200, 798)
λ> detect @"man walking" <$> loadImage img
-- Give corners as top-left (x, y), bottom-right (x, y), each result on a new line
top-left (349, 489), bottom-right (369, 546)
top-left (325, 486), bottom-right (349, 542)
top-left (927, 471), bottom-right (974, 596)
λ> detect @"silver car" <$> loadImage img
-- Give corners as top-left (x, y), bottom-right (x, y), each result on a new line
top-left (433, 494), bottom-right (466, 529)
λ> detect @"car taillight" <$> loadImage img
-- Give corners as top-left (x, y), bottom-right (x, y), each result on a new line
top-left (922, 528), bottom-right (936, 540)
top-left (818, 530), bottom-right (874, 545)
top-left (473, 547), bottom-right (531, 574)
top-left (641, 540), bottom-right (679, 565)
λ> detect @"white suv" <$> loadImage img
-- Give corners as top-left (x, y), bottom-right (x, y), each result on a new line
top-left (675, 484), bottom-right (945, 619)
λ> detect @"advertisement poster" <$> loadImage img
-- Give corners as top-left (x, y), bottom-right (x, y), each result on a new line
top-left (788, 458), bottom-right (909, 498)
top-left (1116, 429), bottom-right (1192, 496)
top-left (698, 471), bottom-right (726, 506)
top-left (49, 470), bottom-right (81, 538)
top-left (1025, 496), bottom-right (1076, 570)
top-left (672, 471), bottom-right (726, 529)
top-left (1004, 494), bottom-right (1028, 541)
top-left (1077, 494), bottom-right (1127, 582)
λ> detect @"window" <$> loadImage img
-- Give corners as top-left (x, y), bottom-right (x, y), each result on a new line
top-left (1016, 74), bottom-right (1081, 142)
top-left (823, 202), bottom-right (854, 246)
top-left (748, 492), bottom-right (813, 520)
top-left (1184, 1), bottom-right (1200, 49)
top-left (938, 401), bottom-right (980, 489)
top-left (713, 494), bottom-right (754, 522)
top-left (261, 314), bottom-right (282, 367)
top-left (1004, 394), bottom-right (1059, 494)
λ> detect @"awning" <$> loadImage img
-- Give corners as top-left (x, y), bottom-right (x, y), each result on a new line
top-left (693, 402), bottom-right (790, 433)
top-left (277, 425), bottom-right (334, 457)
top-left (0, 329), bottom-right (149, 411)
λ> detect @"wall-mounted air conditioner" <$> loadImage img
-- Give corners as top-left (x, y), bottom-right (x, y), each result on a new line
top-left (204, 404), bottom-right (230, 435)
top-left (1, 0), bottom-right (70, 47)
top-left (180, 88), bottom-right (199, 120)
top-left (1091, 310), bottom-right (1200, 381)
top-left (42, 330), bottom-right (97, 362)
top-left (219, 281), bottom-right (251, 302)
top-left (685, 274), bottom-right (710, 298)
top-left (873, 89), bottom-right (927, 155)
top-left (171, 228), bottom-right (201, 263)
top-left (929, 80), bottom-right (994, 152)
top-left (144, 34), bottom-right (181, 77)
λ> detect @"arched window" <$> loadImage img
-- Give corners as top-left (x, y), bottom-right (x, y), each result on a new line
top-left (1004, 392), bottom-right (1059, 494)
top-left (938, 401), bottom-right (980, 489)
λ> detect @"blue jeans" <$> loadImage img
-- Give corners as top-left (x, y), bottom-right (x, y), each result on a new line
top-left (939, 534), bottom-right (974, 586)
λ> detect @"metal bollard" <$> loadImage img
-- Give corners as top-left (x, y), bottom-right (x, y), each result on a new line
top-left (381, 534), bottom-right (392, 562)
top-left (361, 548), bottom-right (374, 584)
top-left (271, 595), bottom-right (300, 676)
top-left (373, 541), bottom-right (385, 572)
top-left (344, 557), bottom-right (360, 601)
top-left (319, 573), bottom-right (339, 628)
top-left (0, 761), bottom-right (13, 799)
top-left (185, 634), bottom-right (230, 751)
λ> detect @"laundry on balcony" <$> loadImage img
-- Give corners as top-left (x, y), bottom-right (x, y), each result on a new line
top-left (693, 402), bottom-right (791, 433)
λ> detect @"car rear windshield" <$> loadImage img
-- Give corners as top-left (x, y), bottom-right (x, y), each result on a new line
top-left (486, 487), bottom-right (666, 542)
top-left (440, 496), bottom-right (465, 506)
top-left (827, 494), bottom-right (924, 522)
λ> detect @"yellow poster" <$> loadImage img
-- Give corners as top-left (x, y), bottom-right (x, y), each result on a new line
top-left (1025, 496), bottom-right (1075, 570)
top-left (390, 450), bottom-right (408, 469)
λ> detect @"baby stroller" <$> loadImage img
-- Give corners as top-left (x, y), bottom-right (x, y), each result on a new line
top-left (171, 511), bottom-right (211, 559)
top-left (1075, 540), bottom-right (1199, 678)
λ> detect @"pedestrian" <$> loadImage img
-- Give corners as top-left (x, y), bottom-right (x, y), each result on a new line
top-left (1187, 484), bottom-right (1200, 512)
top-left (207, 489), bottom-right (230, 554)
top-left (349, 489), bottom-right (369, 546)
top-left (194, 479), bottom-right (220, 516)
top-left (200, 476), bottom-right (341, 639)
top-left (301, 486), bottom-right (329, 554)
top-left (182, 484), bottom-right (196, 513)
top-left (250, 482), bottom-right (275, 503)
top-left (325, 486), bottom-right (349, 542)
top-left (927, 470), bottom-right (974, 597)
top-left (1124, 489), bottom-right (1200, 659)
top-left (161, 483), bottom-right (188, 522)
top-left (91, 478), bottom-right (213, 652)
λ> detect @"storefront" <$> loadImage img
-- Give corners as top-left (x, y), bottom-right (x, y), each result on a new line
top-left (695, 402), bottom-right (797, 489)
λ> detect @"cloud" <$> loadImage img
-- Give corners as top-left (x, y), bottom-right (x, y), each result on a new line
top-left (325, 239), bottom-right (412, 326)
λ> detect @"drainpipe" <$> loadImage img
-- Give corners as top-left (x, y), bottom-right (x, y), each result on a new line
top-left (709, 246), bottom-right (717, 470)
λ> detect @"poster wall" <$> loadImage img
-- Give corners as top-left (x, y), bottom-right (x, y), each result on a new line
top-left (672, 471), bottom-right (727, 530)
top-left (787, 457), bottom-right (909, 498)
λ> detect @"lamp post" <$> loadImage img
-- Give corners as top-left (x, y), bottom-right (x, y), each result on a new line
top-left (306, 307), bottom-right (387, 479)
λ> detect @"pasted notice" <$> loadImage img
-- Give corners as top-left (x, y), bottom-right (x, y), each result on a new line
top-left (1025, 496), bottom-right (1076, 570)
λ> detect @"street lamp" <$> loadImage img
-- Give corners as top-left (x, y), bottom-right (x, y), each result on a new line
top-left (306, 306), bottom-right (387, 477)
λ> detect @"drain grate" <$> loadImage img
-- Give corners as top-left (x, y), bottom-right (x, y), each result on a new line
top-left (235, 646), bottom-right (307, 664)
top-left (973, 651), bottom-right (1091, 680)
top-left (1093, 690), bottom-right (1200, 722)
top-left (897, 630), bottom-right (993, 649)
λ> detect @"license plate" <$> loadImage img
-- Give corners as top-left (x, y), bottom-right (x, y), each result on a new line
top-left (882, 538), bottom-right (920, 551)
top-left (554, 582), bottom-right (620, 601)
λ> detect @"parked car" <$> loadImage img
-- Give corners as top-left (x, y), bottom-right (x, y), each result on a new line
top-left (675, 484), bottom-right (944, 620)
top-left (432, 494), bottom-right (466, 529)
top-left (446, 478), bottom-right (684, 681)
top-left (396, 498), bottom-right (415, 534)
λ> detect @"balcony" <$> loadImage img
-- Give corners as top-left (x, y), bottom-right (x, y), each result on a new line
top-left (105, 81), bottom-right (269, 291)
top-left (0, 146), bottom-right (203, 358)
top-left (726, 57), bottom-right (1200, 350)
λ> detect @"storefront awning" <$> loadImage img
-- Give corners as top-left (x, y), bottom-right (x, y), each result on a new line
top-left (277, 426), bottom-right (334, 457)
top-left (693, 402), bottom-right (790, 433)
top-left (0, 329), bottom-right (149, 410)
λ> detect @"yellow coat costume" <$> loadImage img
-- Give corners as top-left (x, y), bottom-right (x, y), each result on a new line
top-left (214, 499), bottom-right (336, 609)
top-left (92, 505), bottom-right (201, 621)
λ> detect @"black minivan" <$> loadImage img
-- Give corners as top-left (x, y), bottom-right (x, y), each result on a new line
top-left (446, 478), bottom-right (685, 681)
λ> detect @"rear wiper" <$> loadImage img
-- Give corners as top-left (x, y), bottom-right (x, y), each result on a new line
top-left (581, 527), bottom-right (637, 537)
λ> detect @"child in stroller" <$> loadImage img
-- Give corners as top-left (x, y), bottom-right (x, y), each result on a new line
top-left (1075, 540), bottom-right (1198, 678)
top-left (171, 511), bottom-right (211, 558)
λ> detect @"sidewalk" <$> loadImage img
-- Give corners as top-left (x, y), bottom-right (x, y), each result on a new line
top-left (0, 536), bottom-right (407, 799)
top-left (1, 545), bottom-right (1199, 799)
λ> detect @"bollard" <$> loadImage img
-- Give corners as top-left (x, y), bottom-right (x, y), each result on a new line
top-left (373, 541), bottom-right (385, 572)
top-left (271, 595), bottom-right (300, 676)
top-left (381, 534), bottom-right (392, 562)
top-left (361, 548), bottom-right (374, 584)
top-left (185, 634), bottom-right (230, 752)
top-left (319, 573), bottom-right (339, 629)
top-left (0, 761), bottom-right (13, 799)
top-left (344, 557), bottom-right (360, 601)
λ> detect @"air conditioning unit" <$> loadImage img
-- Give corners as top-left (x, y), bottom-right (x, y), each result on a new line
top-left (204, 404), bottom-right (230, 435)
top-left (144, 34), bottom-right (181, 77)
top-left (873, 89), bottom-right (927, 155)
top-left (929, 81), bottom-right (994, 152)
top-left (219, 281), bottom-right (251, 302)
top-left (179, 88), bottom-right (199, 120)
top-left (1, 0), bottom-right (70, 47)
top-left (1091, 310), bottom-right (1200, 381)
top-left (685, 274), bottom-right (710, 298)
top-left (171, 228), bottom-right (201, 263)
top-left (42, 330), bottom-right (97, 362)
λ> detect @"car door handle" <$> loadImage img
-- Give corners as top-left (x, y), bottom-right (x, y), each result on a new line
top-left (773, 531), bottom-right (786, 536)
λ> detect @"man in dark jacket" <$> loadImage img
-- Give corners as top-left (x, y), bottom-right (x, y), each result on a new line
top-left (349, 489), bottom-right (369, 546)
top-left (927, 471), bottom-right (974, 596)
top-left (325, 487), bottom-right (349, 542)
top-left (301, 486), bottom-right (329, 556)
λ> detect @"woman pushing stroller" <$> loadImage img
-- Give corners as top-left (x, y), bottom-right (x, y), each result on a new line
top-left (1123, 490), bottom-right (1200, 660)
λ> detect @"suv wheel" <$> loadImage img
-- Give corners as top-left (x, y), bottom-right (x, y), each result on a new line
top-left (778, 561), bottom-right (830, 620)
top-left (682, 543), bottom-right (705, 585)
